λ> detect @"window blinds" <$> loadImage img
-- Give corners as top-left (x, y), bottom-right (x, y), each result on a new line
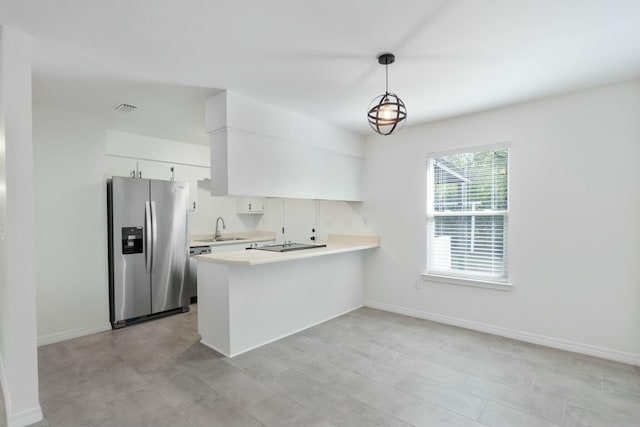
top-left (426, 147), bottom-right (509, 281)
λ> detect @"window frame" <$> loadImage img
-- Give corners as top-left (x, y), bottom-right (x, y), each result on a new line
top-left (423, 142), bottom-right (512, 291)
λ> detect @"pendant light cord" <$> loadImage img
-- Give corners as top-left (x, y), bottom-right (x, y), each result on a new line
top-left (385, 63), bottom-right (389, 94)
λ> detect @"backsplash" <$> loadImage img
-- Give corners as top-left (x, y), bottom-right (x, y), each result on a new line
top-left (190, 179), bottom-right (374, 243)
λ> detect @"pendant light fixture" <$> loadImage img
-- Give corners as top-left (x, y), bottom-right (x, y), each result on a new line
top-left (367, 53), bottom-right (407, 135)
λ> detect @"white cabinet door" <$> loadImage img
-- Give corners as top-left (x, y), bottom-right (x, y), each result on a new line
top-left (174, 164), bottom-right (210, 212)
top-left (256, 198), bottom-right (285, 243)
top-left (283, 199), bottom-right (317, 243)
top-left (106, 155), bottom-right (137, 178)
top-left (236, 197), bottom-right (264, 214)
top-left (107, 156), bottom-right (211, 212)
top-left (136, 160), bottom-right (173, 180)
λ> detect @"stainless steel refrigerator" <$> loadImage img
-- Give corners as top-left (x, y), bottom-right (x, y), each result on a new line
top-left (107, 176), bottom-right (190, 328)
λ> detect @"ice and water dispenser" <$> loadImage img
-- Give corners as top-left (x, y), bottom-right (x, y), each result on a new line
top-left (121, 226), bottom-right (144, 254)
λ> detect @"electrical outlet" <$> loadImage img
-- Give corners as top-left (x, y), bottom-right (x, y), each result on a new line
top-left (413, 279), bottom-right (419, 289)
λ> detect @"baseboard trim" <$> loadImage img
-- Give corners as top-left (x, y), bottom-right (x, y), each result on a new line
top-left (7, 407), bottom-right (43, 427)
top-left (37, 322), bottom-right (112, 346)
top-left (0, 353), bottom-right (44, 427)
top-left (364, 300), bottom-right (640, 367)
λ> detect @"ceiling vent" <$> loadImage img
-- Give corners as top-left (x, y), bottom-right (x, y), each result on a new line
top-left (114, 103), bottom-right (138, 113)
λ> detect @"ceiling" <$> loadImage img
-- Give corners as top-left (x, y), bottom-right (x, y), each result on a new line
top-left (5, 0), bottom-right (640, 137)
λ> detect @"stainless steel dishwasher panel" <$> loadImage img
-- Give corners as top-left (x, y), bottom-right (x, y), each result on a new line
top-left (189, 245), bottom-right (211, 303)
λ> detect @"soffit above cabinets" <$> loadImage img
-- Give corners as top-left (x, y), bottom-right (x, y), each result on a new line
top-left (207, 91), bottom-right (364, 201)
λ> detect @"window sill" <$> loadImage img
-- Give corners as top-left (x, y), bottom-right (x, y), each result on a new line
top-left (421, 273), bottom-right (513, 291)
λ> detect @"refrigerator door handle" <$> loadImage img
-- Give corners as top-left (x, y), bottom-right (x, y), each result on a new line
top-left (150, 201), bottom-right (158, 273)
top-left (145, 201), bottom-right (152, 273)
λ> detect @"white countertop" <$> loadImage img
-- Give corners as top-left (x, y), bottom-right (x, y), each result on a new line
top-left (194, 234), bottom-right (379, 266)
top-left (190, 231), bottom-right (276, 248)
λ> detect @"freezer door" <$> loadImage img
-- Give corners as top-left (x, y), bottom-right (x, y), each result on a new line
top-left (110, 177), bottom-right (152, 322)
top-left (149, 180), bottom-right (189, 313)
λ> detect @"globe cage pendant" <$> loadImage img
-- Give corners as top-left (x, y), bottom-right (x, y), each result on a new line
top-left (367, 53), bottom-right (407, 135)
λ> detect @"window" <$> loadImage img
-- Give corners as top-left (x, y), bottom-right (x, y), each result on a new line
top-left (426, 145), bottom-right (509, 285)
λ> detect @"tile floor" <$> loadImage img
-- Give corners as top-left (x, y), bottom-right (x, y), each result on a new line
top-left (5, 305), bottom-right (640, 426)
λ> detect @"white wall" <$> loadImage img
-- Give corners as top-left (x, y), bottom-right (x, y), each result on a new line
top-left (317, 200), bottom-right (370, 243)
top-left (33, 103), bottom-right (111, 344)
top-left (363, 80), bottom-right (640, 363)
top-left (0, 26), bottom-right (42, 427)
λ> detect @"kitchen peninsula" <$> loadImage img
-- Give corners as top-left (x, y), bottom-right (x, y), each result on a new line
top-left (195, 234), bottom-right (379, 357)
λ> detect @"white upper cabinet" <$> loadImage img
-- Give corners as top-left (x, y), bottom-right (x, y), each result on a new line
top-left (107, 156), bottom-right (171, 181)
top-left (136, 160), bottom-right (172, 180)
top-left (105, 131), bottom-right (212, 212)
top-left (106, 155), bottom-right (137, 178)
top-left (236, 197), bottom-right (264, 214)
top-left (207, 91), bottom-right (365, 201)
top-left (173, 164), bottom-right (209, 212)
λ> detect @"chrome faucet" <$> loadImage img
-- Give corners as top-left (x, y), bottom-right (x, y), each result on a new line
top-left (214, 217), bottom-right (226, 240)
